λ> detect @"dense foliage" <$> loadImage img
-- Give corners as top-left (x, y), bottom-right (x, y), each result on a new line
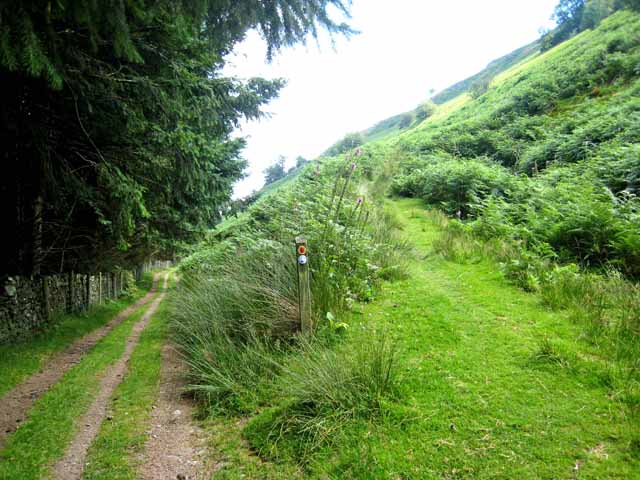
top-left (541, 0), bottom-right (639, 50)
top-left (0, 0), bottom-right (353, 275)
top-left (172, 147), bottom-right (406, 456)
top-left (393, 11), bottom-right (640, 278)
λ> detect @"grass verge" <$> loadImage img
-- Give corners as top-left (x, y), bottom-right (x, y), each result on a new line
top-left (199, 417), bottom-right (304, 480)
top-left (0, 272), bottom-right (155, 398)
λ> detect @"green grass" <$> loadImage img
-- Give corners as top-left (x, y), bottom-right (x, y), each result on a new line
top-left (82, 282), bottom-right (171, 480)
top-left (301, 198), bottom-right (638, 479)
top-left (226, 198), bottom-right (639, 478)
top-left (200, 417), bottom-right (304, 479)
top-left (0, 302), bottom-right (152, 479)
top-left (258, 167), bottom-right (303, 198)
top-left (400, 93), bottom-right (471, 136)
top-left (0, 273), bottom-right (155, 399)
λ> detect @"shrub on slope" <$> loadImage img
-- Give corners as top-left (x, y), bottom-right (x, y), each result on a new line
top-left (391, 11), bottom-right (640, 277)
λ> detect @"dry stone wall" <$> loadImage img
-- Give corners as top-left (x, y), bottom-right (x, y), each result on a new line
top-left (0, 260), bottom-right (171, 343)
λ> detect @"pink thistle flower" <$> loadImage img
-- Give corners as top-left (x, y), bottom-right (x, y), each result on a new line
top-left (351, 163), bottom-right (357, 171)
top-left (355, 148), bottom-right (363, 157)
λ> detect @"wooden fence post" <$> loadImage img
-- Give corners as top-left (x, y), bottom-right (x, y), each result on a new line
top-left (295, 236), bottom-right (312, 335)
top-left (42, 276), bottom-right (50, 322)
top-left (85, 274), bottom-right (91, 311)
top-left (67, 271), bottom-right (74, 313)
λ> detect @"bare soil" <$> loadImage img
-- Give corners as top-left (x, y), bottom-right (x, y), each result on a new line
top-left (0, 272), bottom-right (162, 450)
top-left (137, 342), bottom-right (212, 480)
top-left (52, 273), bottom-right (169, 480)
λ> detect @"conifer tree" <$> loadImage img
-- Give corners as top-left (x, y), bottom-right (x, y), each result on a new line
top-left (0, 0), bottom-right (353, 275)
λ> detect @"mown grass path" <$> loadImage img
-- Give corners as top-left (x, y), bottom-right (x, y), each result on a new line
top-left (309, 198), bottom-right (639, 479)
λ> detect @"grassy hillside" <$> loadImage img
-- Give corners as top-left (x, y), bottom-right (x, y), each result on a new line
top-left (391, 10), bottom-right (639, 273)
top-left (431, 38), bottom-right (542, 104)
top-left (378, 10), bottom-right (640, 455)
top-left (324, 33), bottom-right (544, 150)
top-left (169, 9), bottom-right (640, 478)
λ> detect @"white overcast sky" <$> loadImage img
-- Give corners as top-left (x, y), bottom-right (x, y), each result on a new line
top-left (225, 0), bottom-right (558, 198)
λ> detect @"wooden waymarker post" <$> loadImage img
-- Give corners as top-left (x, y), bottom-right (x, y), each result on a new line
top-left (295, 236), bottom-right (312, 335)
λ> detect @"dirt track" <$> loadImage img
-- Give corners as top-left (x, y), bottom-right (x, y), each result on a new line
top-left (138, 341), bottom-right (212, 480)
top-left (0, 272), bottom-right (162, 450)
top-left (52, 273), bottom-right (169, 480)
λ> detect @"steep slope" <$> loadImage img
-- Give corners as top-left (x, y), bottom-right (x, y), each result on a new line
top-left (431, 38), bottom-right (542, 104)
top-left (388, 10), bottom-right (639, 274)
top-left (325, 35), bottom-right (544, 149)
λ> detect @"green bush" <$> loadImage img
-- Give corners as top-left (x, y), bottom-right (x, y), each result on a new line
top-left (396, 151), bottom-right (640, 275)
top-left (244, 333), bottom-right (398, 461)
top-left (392, 158), bottom-right (515, 218)
top-left (173, 151), bottom-right (407, 415)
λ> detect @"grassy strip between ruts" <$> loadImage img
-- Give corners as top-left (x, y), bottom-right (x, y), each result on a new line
top-left (204, 197), bottom-right (638, 479)
top-left (0, 272), bottom-right (155, 399)
top-left (0, 300), bottom-right (153, 479)
top-left (82, 277), bottom-right (172, 480)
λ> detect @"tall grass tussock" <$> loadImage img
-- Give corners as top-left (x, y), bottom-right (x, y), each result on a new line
top-left (171, 147), bottom-right (407, 458)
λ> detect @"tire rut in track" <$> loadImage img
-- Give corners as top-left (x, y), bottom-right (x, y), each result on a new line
top-left (137, 342), bottom-right (213, 480)
top-left (51, 273), bottom-right (169, 480)
top-left (0, 272), bottom-right (163, 450)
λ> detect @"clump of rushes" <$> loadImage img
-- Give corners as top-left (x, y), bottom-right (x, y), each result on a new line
top-left (244, 332), bottom-right (399, 462)
top-left (172, 149), bottom-right (407, 421)
top-left (171, 248), bottom-right (298, 413)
